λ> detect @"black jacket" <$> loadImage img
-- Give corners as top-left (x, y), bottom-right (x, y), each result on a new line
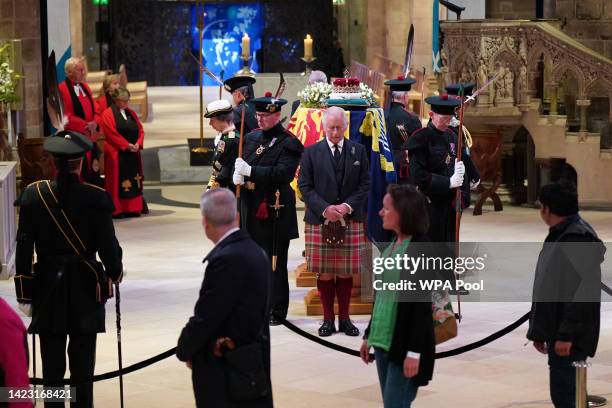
top-left (14, 177), bottom-right (123, 334)
top-left (405, 122), bottom-right (479, 242)
top-left (298, 138), bottom-right (370, 225)
top-left (386, 102), bottom-right (422, 182)
top-left (527, 215), bottom-right (604, 357)
top-left (176, 230), bottom-right (272, 408)
top-left (240, 123), bottom-right (304, 244)
top-left (211, 129), bottom-right (240, 190)
top-left (365, 235), bottom-right (435, 387)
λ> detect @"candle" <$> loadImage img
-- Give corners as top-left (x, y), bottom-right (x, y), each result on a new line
top-left (241, 33), bottom-right (250, 59)
top-left (304, 34), bottom-right (313, 60)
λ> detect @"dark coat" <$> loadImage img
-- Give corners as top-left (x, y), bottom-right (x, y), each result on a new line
top-left (449, 125), bottom-right (480, 205)
top-left (405, 122), bottom-right (478, 242)
top-left (176, 230), bottom-right (272, 408)
top-left (364, 234), bottom-right (435, 387)
top-left (234, 100), bottom-right (258, 135)
top-left (14, 177), bottom-right (123, 334)
top-left (212, 129), bottom-right (240, 190)
top-left (240, 123), bottom-right (304, 245)
top-left (386, 102), bottom-right (422, 182)
top-left (290, 99), bottom-right (301, 117)
top-left (298, 138), bottom-right (371, 225)
top-left (527, 215), bottom-right (604, 357)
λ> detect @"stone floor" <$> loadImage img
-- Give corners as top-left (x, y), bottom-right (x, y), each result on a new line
top-left (1, 188), bottom-right (611, 407)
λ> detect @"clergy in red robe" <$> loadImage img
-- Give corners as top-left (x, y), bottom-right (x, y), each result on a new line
top-left (100, 86), bottom-right (146, 217)
top-left (58, 57), bottom-right (102, 185)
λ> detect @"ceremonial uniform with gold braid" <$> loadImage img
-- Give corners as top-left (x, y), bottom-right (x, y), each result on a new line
top-left (208, 128), bottom-right (240, 191)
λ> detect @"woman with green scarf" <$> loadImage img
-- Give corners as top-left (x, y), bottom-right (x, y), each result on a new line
top-left (360, 184), bottom-right (435, 408)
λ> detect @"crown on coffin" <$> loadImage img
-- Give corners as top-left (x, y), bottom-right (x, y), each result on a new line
top-left (332, 77), bottom-right (361, 93)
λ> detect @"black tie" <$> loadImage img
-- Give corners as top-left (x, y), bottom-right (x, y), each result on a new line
top-left (333, 144), bottom-right (341, 166)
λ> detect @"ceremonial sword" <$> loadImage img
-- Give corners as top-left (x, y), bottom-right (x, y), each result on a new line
top-left (269, 190), bottom-right (284, 272)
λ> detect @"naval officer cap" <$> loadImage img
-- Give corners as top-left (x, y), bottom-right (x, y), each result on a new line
top-left (425, 93), bottom-right (461, 115)
top-left (445, 82), bottom-right (476, 97)
top-left (44, 130), bottom-right (93, 159)
top-left (252, 91), bottom-right (287, 113)
top-left (223, 75), bottom-right (256, 93)
top-left (384, 75), bottom-right (417, 92)
top-left (204, 99), bottom-right (233, 118)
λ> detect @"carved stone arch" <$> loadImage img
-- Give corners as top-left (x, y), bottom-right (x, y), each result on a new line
top-left (449, 51), bottom-right (477, 85)
top-left (585, 76), bottom-right (612, 100)
top-left (526, 44), bottom-right (552, 73)
top-left (490, 50), bottom-right (523, 101)
top-left (552, 63), bottom-right (586, 97)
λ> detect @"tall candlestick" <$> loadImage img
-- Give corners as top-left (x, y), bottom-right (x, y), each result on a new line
top-left (241, 33), bottom-right (250, 59)
top-left (304, 34), bottom-right (313, 60)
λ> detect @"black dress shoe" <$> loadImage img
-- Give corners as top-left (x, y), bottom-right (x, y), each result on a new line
top-left (269, 315), bottom-right (282, 326)
top-left (318, 320), bottom-right (336, 337)
top-left (338, 319), bottom-right (360, 336)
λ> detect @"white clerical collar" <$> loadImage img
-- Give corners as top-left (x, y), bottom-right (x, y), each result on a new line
top-left (215, 227), bottom-right (240, 247)
top-left (73, 84), bottom-right (83, 96)
top-left (326, 137), bottom-right (344, 153)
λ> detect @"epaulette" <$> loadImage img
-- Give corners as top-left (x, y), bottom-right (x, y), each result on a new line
top-left (83, 182), bottom-right (107, 193)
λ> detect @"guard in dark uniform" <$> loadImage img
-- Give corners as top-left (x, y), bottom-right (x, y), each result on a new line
top-left (233, 91), bottom-right (304, 325)
top-left (406, 94), bottom-right (478, 243)
top-left (204, 99), bottom-right (240, 191)
top-left (384, 75), bottom-right (422, 183)
top-left (14, 131), bottom-right (123, 408)
top-left (445, 82), bottom-right (481, 206)
top-left (224, 75), bottom-right (258, 134)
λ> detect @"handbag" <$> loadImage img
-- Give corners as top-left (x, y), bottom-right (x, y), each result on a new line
top-left (321, 217), bottom-right (347, 247)
top-left (35, 181), bottom-right (113, 304)
top-left (224, 341), bottom-right (271, 402)
top-left (432, 290), bottom-right (458, 345)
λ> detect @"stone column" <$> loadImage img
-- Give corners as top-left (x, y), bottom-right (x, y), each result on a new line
top-left (547, 81), bottom-right (558, 115)
top-left (576, 99), bottom-right (591, 133)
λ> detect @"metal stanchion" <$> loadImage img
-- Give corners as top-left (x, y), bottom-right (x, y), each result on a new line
top-left (587, 395), bottom-right (608, 407)
top-left (574, 360), bottom-right (589, 408)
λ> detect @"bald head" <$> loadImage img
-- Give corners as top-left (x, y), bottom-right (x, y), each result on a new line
top-left (200, 188), bottom-right (237, 227)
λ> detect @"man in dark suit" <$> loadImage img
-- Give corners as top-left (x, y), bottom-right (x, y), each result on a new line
top-left (233, 92), bottom-right (304, 325)
top-left (298, 106), bottom-right (371, 337)
top-left (177, 188), bottom-right (272, 408)
top-left (384, 76), bottom-right (422, 184)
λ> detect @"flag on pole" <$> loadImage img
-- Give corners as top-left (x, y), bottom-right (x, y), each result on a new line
top-left (432, 0), bottom-right (442, 74)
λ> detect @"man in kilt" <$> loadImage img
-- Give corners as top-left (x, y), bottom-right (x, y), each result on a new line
top-left (298, 106), bottom-right (371, 337)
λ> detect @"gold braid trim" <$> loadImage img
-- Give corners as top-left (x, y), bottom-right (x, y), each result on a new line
top-left (462, 125), bottom-right (473, 149)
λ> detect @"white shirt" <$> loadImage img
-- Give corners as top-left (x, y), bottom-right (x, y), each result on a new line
top-left (73, 84), bottom-right (83, 97)
top-left (326, 137), bottom-right (344, 155)
top-left (214, 227), bottom-right (240, 248)
top-left (120, 109), bottom-right (127, 121)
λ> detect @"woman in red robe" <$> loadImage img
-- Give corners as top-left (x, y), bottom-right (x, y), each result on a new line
top-left (100, 87), bottom-right (146, 217)
top-left (96, 73), bottom-right (120, 115)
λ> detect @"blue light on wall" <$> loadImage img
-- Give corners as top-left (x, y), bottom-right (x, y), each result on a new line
top-left (191, 3), bottom-right (263, 86)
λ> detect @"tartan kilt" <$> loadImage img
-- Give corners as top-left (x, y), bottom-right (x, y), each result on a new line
top-left (305, 220), bottom-right (368, 276)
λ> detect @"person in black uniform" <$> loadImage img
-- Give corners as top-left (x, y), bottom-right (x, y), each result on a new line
top-left (177, 188), bottom-right (272, 408)
top-left (13, 130), bottom-right (123, 408)
top-left (445, 82), bottom-right (481, 206)
top-left (233, 91), bottom-right (304, 325)
top-left (224, 75), bottom-right (258, 134)
top-left (405, 94), bottom-right (478, 243)
top-left (204, 99), bottom-right (240, 191)
top-left (384, 76), bottom-right (422, 183)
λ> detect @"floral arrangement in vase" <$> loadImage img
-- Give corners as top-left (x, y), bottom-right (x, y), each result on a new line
top-left (0, 43), bottom-right (21, 106)
top-left (297, 81), bottom-right (333, 109)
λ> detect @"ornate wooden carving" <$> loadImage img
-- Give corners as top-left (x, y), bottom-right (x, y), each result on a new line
top-left (469, 129), bottom-right (503, 216)
top-left (17, 134), bottom-right (54, 190)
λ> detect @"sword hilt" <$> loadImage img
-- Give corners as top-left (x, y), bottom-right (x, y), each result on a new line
top-left (269, 189), bottom-right (284, 212)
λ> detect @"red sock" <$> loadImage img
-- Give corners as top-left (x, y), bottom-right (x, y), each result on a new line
top-left (317, 279), bottom-right (336, 321)
top-left (336, 276), bottom-right (353, 321)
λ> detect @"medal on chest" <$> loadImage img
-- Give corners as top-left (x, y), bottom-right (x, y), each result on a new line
top-left (445, 153), bottom-right (451, 165)
top-left (256, 137), bottom-right (277, 156)
top-left (217, 140), bottom-right (225, 153)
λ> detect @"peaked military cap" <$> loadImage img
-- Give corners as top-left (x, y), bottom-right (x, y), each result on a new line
top-left (204, 99), bottom-right (233, 118)
top-left (425, 94), bottom-right (461, 115)
top-left (252, 91), bottom-right (287, 113)
top-left (224, 75), bottom-right (256, 93)
top-left (44, 130), bottom-right (93, 159)
top-left (384, 75), bottom-right (416, 92)
top-left (445, 82), bottom-right (476, 97)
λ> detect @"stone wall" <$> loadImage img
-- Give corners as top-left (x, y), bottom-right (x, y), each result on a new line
top-left (486, 0), bottom-right (535, 19)
top-left (0, 0), bottom-right (44, 139)
top-left (557, 0), bottom-right (612, 60)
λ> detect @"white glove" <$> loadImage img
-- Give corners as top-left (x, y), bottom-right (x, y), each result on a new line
top-left (470, 179), bottom-right (480, 190)
top-left (449, 160), bottom-right (465, 188)
top-left (214, 134), bottom-right (222, 147)
top-left (234, 158), bottom-right (252, 177)
top-left (233, 170), bottom-right (244, 186)
top-left (18, 303), bottom-right (32, 317)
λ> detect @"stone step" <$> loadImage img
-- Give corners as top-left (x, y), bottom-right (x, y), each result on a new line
top-left (158, 146), bottom-right (212, 184)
